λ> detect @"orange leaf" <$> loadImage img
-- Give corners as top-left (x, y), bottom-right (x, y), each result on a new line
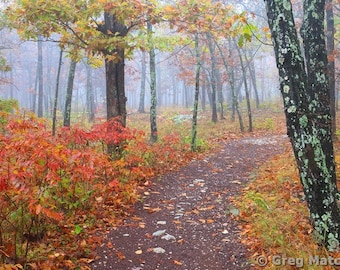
top-left (173, 260), bottom-right (183, 265)
top-left (144, 206), bottom-right (161, 213)
top-left (35, 204), bottom-right (42, 215)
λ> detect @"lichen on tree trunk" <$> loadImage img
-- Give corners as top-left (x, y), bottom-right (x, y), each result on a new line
top-left (148, 21), bottom-right (158, 143)
top-left (265, 0), bottom-right (340, 251)
top-left (191, 32), bottom-right (201, 152)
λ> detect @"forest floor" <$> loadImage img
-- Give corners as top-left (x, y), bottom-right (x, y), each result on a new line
top-left (90, 133), bottom-right (288, 270)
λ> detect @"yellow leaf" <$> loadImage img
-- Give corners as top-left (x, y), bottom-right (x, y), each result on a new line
top-left (144, 206), bottom-right (161, 213)
top-left (173, 260), bottom-right (183, 265)
top-left (35, 204), bottom-right (42, 215)
top-left (192, 209), bottom-right (200, 214)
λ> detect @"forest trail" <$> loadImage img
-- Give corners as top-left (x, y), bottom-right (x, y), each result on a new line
top-left (91, 134), bottom-right (289, 270)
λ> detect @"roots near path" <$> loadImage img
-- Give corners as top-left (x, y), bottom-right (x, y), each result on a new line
top-left (91, 135), bottom-right (288, 270)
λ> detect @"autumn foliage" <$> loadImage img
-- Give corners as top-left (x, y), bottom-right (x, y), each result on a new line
top-left (0, 112), bottom-right (189, 267)
top-left (235, 144), bottom-right (340, 269)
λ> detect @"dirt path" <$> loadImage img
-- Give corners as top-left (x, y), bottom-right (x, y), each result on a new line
top-left (91, 135), bottom-right (288, 270)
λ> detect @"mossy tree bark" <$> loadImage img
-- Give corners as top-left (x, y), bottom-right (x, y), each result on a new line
top-left (206, 32), bottom-right (218, 123)
top-left (191, 33), bottom-right (201, 152)
top-left (265, 0), bottom-right (340, 250)
top-left (148, 21), bottom-right (158, 143)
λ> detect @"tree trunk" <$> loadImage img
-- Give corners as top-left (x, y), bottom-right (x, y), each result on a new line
top-left (45, 46), bottom-right (52, 117)
top-left (249, 59), bottom-right (260, 109)
top-left (148, 21), bottom-right (158, 143)
top-left (86, 64), bottom-right (95, 122)
top-left (201, 79), bottom-right (206, 113)
top-left (63, 60), bottom-right (77, 127)
top-left (37, 36), bottom-right (43, 117)
top-left (191, 33), bottom-right (201, 152)
top-left (138, 51), bottom-right (146, 113)
top-left (184, 84), bottom-right (189, 108)
top-left (265, 0), bottom-right (340, 251)
top-left (52, 50), bottom-right (63, 136)
top-left (216, 41), bottom-right (244, 131)
top-left (216, 69), bottom-right (225, 120)
top-left (237, 46), bottom-right (252, 132)
top-left (102, 12), bottom-right (128, 127)
top-left (206, 33), bottom-right (218, 123)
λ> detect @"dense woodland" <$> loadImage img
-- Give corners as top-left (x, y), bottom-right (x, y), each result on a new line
top-left (0, 1), bottom-right (279, 122)
top-left (1, 0), bottom-right (340, 269)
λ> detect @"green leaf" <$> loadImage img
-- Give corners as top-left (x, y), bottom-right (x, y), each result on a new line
top-left (74, 224), bottom-right (82, 235)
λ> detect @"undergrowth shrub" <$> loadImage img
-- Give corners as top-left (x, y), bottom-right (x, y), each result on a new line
top-left (0, 116), bottom-right (147, 265)
top-left (0, 113), bottom-right (191, 266)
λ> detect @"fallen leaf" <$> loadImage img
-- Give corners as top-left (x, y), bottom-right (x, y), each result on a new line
top-left (116, 251), bottom-right (126, 260)
top-left (186, 219), bottom-right (196, 223)
top-left (231, 180), bottom-right (242, 184)
top-left (95, 196), bottom-right (103, 203)
top-left (198, 205), bottom-right (215, 211)
top-left (145, 233), bottom-right (152, 238)
top-left (135, 249), bottom-right (143, 255)
top-left (80, 239), bottom-right (87, 248)
top-left (192, 209), bottom-right (200, 215)
top-left (132, 216), bottom-right (143, 221)
top-left (173, 260), bottom-right (183, 265)
top-left (144, 206), bottom-right (162, 213)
